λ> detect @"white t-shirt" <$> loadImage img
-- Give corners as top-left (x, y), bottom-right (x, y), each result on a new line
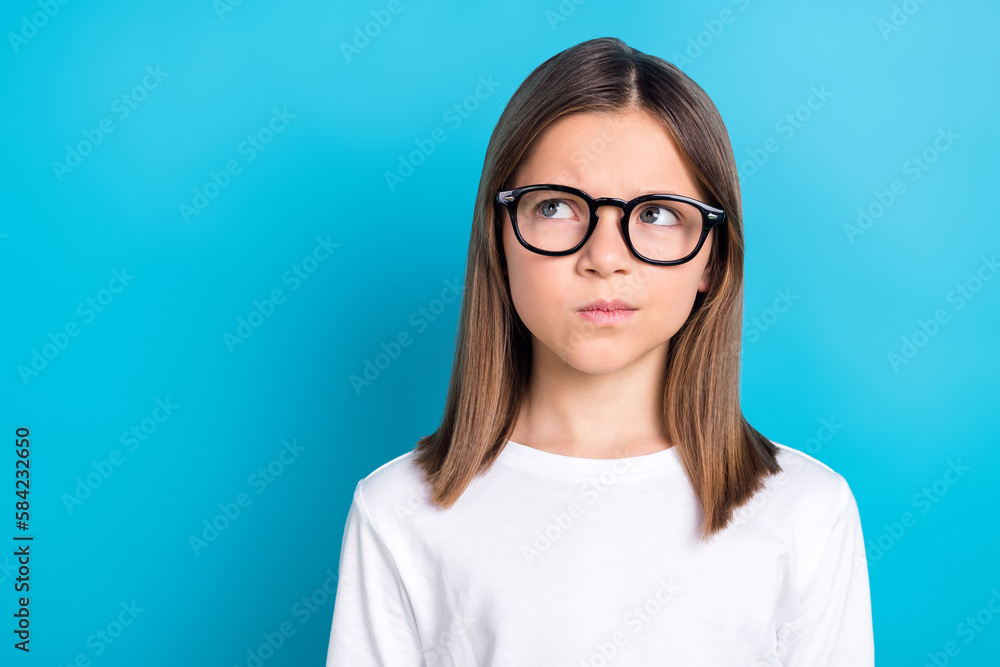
top-left (326, 439), bottom-right (875, 666)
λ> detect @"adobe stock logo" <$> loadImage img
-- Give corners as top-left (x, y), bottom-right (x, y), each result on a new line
top-left (188, 439), bottom-right (306, 557)
top-left (877, 0), bottom-right (931, 40)
top-left (737, 85), bottom-right (833, 184)
top-left (18, 268), bottom-right (135, 386)
top-left (55, 600), bottom-right (145, 666)
top-left (340, 0), bottom-right (403, 62)
top-left (865, 459), bottom-right (970, 566)
top-left (921, 588), bottom-right (1000, 666)
top-left (887, 255), bottom-right (996, 372)
top-left (179, 107), bottom-right (296, 224)
top-left (580, 578), bottom-right (681, 665)
top-left (213, 0), bottom-right (246, 21)
top-left (384, 75), bottom-right (501, 192)
top-left (743, 288), bottom-right (799, 344)
top-left (7, 0), bottom-right (72, 54)
top-left (61, 397), bottom-right (179, 514)
top-left (844, 126), bottom-right (959, 244)
top-left (521, 456), bottom-right (633, 568)
top-left (349, 278), bottom-right (462, 394)
top-left (668, 0), bottom-right (753, 67)
top-left (222, 235), bottom-right (339, 353)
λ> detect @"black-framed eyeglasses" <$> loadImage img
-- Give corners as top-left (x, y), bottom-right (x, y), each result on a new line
top-left (496, 184), bottom-right (726, 266)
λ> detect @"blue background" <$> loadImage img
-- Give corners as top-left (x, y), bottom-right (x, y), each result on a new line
top-left (2, 0), bottom-right (998, 664)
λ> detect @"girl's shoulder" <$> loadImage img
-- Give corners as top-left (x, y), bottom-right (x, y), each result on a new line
top-left (769, 441), bottom-right (854, 499)
top-left (746, 440), bottom-right (861, 528)
top-left (345, 441), bottom-right (862, 541)
top-left (348, 447), bottom-right (434, 528)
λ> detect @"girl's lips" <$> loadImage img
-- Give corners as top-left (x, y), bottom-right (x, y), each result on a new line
top-left (579, 298), bottom-right (635, 311)
top-left (577, 308), bottom-right (635, 325)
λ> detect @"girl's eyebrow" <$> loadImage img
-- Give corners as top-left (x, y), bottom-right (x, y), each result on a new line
top-left (533, 180), bottom-right (693, 199)
top-left (628, 187), bottom-right (687, 198)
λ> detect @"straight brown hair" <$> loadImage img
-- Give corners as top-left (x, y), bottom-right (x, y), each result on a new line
top-left (413, 36), bottom-right (781, 541)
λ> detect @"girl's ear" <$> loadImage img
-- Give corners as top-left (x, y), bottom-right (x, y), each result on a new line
top-left (697, 245), bottom-right (713, 293)
top-left (697, 263), bottom-right (711, 293)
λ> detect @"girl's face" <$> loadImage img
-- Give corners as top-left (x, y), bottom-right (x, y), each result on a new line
top-left (501, 108), bottom-right (714, 376)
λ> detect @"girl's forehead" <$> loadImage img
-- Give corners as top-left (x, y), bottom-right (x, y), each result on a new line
top-left (518, 164), bottom-right (690, 194)
top-left (520, 111), bottom-right (687, 169)
top-left (513, 115), bottom-right (704, 199)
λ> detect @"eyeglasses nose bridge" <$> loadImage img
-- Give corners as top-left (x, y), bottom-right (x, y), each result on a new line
top-left (591, 196), bottom-right (629, 223)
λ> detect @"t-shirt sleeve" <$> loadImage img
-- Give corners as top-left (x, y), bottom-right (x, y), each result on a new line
top-left (775, 478), bottom-right (875, 666)
top-left (326, 480), bottom-right (426, 666)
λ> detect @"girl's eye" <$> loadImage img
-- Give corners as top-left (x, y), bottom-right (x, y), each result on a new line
top-left (637, 205), bottom-right (681, 226)
top-left (537, 199), bottom-right (575, 219)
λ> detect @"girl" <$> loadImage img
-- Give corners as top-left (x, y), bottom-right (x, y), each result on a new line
top-left (327, 37), bottom-right (874, 666)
